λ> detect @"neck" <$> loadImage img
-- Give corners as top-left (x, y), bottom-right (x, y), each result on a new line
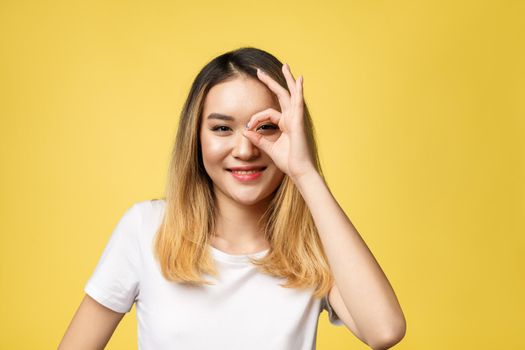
top-left (211, 191), bottom-right (272, 252)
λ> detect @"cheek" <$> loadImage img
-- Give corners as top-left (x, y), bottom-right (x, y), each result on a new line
top-left (201, 138), bottom-right (228, 165)
top-left (272, 170), bottom-right (286, 185)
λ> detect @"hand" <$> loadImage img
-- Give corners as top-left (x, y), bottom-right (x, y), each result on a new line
top-left (243, 63), bottom-right (317, 181)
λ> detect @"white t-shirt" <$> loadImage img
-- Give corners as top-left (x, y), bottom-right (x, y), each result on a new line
top-left (84, 199), bottom-right (343, 350)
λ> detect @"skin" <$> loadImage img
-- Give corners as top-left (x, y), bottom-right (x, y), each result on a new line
top-left (199, 74), bottom-right (285, 254)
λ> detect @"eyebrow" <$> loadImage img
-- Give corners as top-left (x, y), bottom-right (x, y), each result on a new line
top-left (206, 113), bottom-right (235, 121)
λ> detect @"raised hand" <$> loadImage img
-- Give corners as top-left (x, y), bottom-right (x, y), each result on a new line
top-left (243, 63), bottom-right (316, 181)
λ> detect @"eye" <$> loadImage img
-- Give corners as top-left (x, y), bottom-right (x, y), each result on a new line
top-left (210, 124), bottom-right (279, 133)
top-left (210, 125), bottom-right (231, 132)
top-left (257, 123), bottom-right (279, 132)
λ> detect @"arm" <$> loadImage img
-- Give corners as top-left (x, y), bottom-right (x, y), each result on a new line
top-left (58, 294), bottom-right (125, 350)
top-left (245, 63), bottom-right (406, 348)
top-left (293, 170), bottom-right (406, 350)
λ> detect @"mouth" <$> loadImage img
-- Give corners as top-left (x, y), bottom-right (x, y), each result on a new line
top-left (226, 167), bottom-right (267, 182)
top-left (226, 166), bottom-right (267, 173)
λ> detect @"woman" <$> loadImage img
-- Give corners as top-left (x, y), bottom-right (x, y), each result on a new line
top-left (59, 47), bottom-right (406, 350)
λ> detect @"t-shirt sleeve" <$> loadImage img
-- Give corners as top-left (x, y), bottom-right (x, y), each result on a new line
top-left (84, 203), bottom-right (142, 313)
top-left (321, 293), bottom-right (345, 326)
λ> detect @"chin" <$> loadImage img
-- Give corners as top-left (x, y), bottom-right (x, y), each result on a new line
top-left (231, 194), bottom-right (268, 206)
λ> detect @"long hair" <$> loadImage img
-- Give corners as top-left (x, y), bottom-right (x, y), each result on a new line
top-left (153, 47), bottom-right (334, 298)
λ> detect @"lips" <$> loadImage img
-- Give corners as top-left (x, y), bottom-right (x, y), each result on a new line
top-left (229, 167), bottom-right (265, 182)
top-left (226, 166), bottom-right (267, 172)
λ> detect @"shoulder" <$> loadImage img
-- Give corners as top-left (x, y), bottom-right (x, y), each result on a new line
top-left (130, 198), bottom-right (165, 215)
top-left (129, 198), bottom-right (166, 234)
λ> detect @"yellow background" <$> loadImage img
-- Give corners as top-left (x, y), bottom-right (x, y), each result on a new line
top-left (1, 0), bottom-right (523, 349)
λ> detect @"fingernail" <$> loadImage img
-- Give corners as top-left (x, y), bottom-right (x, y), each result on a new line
top-left (245, 122), bottom-right (251, 129)
top-left (257, 68), bottom-right (264, 75)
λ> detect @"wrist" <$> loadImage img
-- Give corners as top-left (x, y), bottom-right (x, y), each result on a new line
top-left (291, 168), bottom-right (321, 189)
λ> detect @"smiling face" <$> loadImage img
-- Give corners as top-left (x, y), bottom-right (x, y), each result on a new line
top-left (200, 74), bottom-right (286, 207)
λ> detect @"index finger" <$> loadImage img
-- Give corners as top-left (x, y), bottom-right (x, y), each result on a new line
top-left (256, 68), bottom-right (291, 110)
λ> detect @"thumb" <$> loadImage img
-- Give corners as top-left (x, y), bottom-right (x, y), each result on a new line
top-left (243, 130), bottom-right (272, 154)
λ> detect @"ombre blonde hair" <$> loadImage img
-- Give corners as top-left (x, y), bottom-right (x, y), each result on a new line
top-left (153, 47), bottom-right (334, 299)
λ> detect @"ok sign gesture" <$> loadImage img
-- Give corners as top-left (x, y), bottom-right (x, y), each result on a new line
top-left (243, 63), bottom-right (316, 182)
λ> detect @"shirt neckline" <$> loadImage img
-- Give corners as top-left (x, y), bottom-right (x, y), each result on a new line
top-left (209, 245), bottom-right (270, 264)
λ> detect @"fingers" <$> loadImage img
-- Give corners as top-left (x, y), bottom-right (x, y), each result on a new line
top-left (255, 64), bottom-right (304, 129)
top-left (294, 75), bottom-right (303, 108)
top-left (243, 128), bottom-right (273, 155)
top-left (257, 68), bottom-right (290, 110)
top-left (282, 63), bottom-right (296, 96)
top-left (246, 108), bottom-right (282, 130)
top-left (243, 108), bottom-right (282, 154)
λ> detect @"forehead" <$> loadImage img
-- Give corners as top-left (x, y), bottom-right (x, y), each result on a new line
top-left (202, 76), bottom-right (278, 121)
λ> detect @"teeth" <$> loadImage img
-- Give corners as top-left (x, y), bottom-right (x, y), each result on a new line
top-left (232, 169), bottom-right (261, 174)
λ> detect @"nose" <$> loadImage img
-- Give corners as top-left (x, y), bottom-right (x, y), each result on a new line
top-left (231, 130), bottom-right (260, 160)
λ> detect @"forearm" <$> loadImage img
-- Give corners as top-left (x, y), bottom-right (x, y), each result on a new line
top-left (293, 170), bottom-right (406, 343)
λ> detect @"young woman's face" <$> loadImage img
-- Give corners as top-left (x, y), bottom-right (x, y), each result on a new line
top-left (200, 74), bottom-right (286, 207)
